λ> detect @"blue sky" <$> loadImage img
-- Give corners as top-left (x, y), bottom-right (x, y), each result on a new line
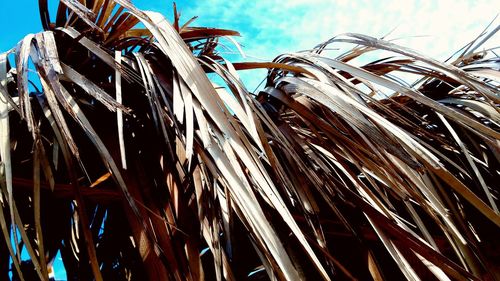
top-left (154, 0), bottom-right (499, 88)
top-left (1, 0), bottom-right (498, 89)
top-left (0, 0), bottom-right (498, 279)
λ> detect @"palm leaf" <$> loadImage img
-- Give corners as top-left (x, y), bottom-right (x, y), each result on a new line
top-left (0, 1), bottom-right (499, 280)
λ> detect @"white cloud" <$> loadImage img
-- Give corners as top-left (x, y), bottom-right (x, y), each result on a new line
top-left (138, 0), bottom-right (499, 89)
top-left (177, 0), bottom-right (497, 58)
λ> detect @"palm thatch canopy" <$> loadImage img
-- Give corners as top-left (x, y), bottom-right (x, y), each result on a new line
top-left (0, 0), bottom-right (499, 280)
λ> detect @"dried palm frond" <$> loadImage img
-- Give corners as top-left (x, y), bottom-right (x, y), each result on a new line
top-left (0, 1), bottom-right (499, 280)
